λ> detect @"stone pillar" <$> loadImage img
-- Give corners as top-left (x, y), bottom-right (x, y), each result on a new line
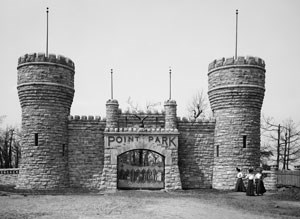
top-left (208, 56), bottom-right (266, 190)
top-left (106, 99), bottom-right (119, 129)
top-left (16, 53), bottom-right (75, 189)
top-left (263, 165), bottom-right (278, 191)
top-left (164, 100), bottom-right (177, 129)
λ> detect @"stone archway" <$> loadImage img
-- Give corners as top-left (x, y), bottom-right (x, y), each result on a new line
top-left (117, 149), bottom-right (165, 189)
top-left (100, 130), bottom-right (182, 191)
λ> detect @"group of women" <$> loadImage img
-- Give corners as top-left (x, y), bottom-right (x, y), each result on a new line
top-left (235, 167), bottom-right (266, 196)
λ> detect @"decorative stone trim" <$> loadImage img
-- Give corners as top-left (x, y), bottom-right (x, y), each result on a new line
top-left (17, 82), bottom-right (75, 91)
top-left (208, 64), bottom-right (266, 75)
top-left (208, 84), bottom-right (265, 94)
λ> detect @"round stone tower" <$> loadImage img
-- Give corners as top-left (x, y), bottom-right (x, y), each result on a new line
top-left (164, 99), bottom-right (177, 129)
top-left (208, 56), bottom-right (266, 190)
top-left (106, 99), bottom-right (119, 129)
top-left (16, 53), bottom-right (75, 189)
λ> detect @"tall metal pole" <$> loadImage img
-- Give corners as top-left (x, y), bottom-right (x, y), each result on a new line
top-left (46, 7), bottom-right (49, 57)
top-left (111, 69), bottom-right (113, 99)
top-left (287, 128), bottom-right (291, 169)
top-left (235, 9), bottom-right (238, 59)
top-left (277, 124), bottom-right (281, 169)
top-left (169, 67), bottom-right (172, 100)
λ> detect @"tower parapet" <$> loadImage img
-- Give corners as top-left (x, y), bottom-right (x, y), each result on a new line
top-left (208, 56), bottom-right (266, 190)
top-left (16, 52), bottom-right (75, 189)
top-left (18, 53), bottom-right (74, 69)
top-left (164, 100), bottom-right (177, 129)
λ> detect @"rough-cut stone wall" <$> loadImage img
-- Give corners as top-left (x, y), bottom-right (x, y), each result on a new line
top-left (16, 53), bottom-right (75, 189)
top-left (208, 56), bottom-right (266, 190)
top-left (67, 112), bottom-right (216, 190)
top-left (68, 116), bottom-right (106, 189)
top-left (178, 119), bottom-right (215, 189)
top-left (0, 169), bottom-right (19, 185)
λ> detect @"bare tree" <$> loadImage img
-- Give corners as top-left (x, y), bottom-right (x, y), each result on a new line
top-left (126, 97), bottom-right (162, 113)
top-left (125, 97), bottom-right (162, 128)
top-left (261, 115), bottom-right (281, 168)
top-left (0, 127), bottom-right (21, 168)
top-left (187, 90), bottom-right (211, 120)
top-left (261, 115), bottom-right (300, 170)
top-left (281, 119), bottom-right (300, 169)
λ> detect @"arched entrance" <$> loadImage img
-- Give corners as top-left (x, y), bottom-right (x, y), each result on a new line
top-left (117, 149), bottom-right (165, 189)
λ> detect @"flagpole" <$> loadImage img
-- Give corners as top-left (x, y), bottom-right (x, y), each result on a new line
top-left (235, 9), bottom-right (238, 59)
top-left (111, 69), bottom-right (113, 99)
top-left (46, 7), bottom-right (49, 57)
top-left (169, 67), bottom-right (172, 100)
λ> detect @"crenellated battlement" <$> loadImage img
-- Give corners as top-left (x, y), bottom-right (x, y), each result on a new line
top-left (106, 99), bottom-right (118, 104)
top-left (208, 56), bottom-right (265, 72)
top-left (18, 53), bottom-right (75, 69)
top-left (121, 110), bottom-right (165, 115)
top-left (104, 127), bottom-right (179, 133)
top-left (164, 99), bottom-right (177, 105)
top-left (68, 115), bottom-right (217, 124)
top-left (177, 117), bottom-right (215, 123)
top-left (68, 115), bottom-right (105, 121)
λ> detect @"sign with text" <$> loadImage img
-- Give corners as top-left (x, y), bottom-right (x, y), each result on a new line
top-left (106, 134), bottom-right (178, 148)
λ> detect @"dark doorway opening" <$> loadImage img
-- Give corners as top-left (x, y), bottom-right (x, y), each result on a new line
top-left (117, 149), bottom-right (165, 190)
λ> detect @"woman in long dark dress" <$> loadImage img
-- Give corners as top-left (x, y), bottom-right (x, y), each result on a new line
top-left (235, 168), bottom-right (245, 192)
top-left (255, 169), bottom-right (266, 195)
top-left (245, 169), bottom-right (255, 196)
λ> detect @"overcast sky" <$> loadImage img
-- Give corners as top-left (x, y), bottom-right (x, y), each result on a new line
top-left (0, 0), bottom-right (300, 127)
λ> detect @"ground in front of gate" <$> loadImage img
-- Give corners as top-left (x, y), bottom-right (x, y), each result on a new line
top-left (0, 187), bottom-right (300, 219)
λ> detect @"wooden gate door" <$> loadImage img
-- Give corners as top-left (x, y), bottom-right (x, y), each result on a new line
top-left (117, 149), bottom-right (165, 189)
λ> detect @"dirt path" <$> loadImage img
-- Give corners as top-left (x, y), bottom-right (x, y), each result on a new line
top-left (0, 191), bottom-right (280, 219)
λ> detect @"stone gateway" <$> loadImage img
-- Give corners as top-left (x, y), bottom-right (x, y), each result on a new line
top-left (16, 53), bottom-right (265, 191)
